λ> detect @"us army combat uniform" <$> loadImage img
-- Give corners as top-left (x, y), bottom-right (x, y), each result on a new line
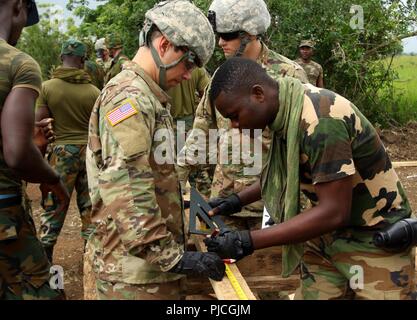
top-left (86, 61), bottom-right (186, 300)
top-left (295, 58), bottom-right (324, 87)
top-left (178, 42), bottom-right (308, 226)
top-left (167, 67), bottom-right (213, 197)
top-left (104, 52), bottom-right (130, 85)
top-left (268, 81), bottom-right (415, 299)
top-left (0, 38), bottom-right (63, 300)
top-left (37, 66), bottom-right (100, 251)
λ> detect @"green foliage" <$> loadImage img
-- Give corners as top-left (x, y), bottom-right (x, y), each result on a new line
top-left (380, 55), bottom-right (417, 124)
top-left (21, 0), bottom-right (417, 126)
top-left (17, 4), bottom-right (76, 79)
top-left (263, 0), bottom-right (416, 126)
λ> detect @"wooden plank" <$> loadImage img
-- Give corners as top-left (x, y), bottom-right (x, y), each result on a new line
top-left (192, 234), bottom-right (257, 300)
top-left (244, 275), bottom-right (300, 292)
top-left (392, 161), bottom-right (417, 168)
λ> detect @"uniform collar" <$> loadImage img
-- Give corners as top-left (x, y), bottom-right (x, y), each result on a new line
top-left (123, 61), bottom-right (170, 104)
top-left (257, 41), bottom-right (270, 66)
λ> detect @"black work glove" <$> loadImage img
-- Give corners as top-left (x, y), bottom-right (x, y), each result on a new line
top-left (170, 251), bottom-right (225, 281)
top-left (203, 228), bottom-right (254, 261)
top-left (208, 193), bottom-right (242, 216)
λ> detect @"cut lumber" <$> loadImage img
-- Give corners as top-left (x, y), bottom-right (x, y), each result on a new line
top-left (192, 234), bottom-right (257, 300)
top-left (392, 161), bottom-right (417, 168)
top-left (244, 275), bottom-right (300, 292)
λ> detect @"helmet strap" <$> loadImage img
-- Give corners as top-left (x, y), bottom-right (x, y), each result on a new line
top-left (235, 32), bottom-right (251, 57)
top-left (150, 43), bottom-right (190, 90)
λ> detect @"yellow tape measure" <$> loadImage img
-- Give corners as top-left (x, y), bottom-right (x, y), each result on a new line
top-left (224, 264), bottom-right (249, 300)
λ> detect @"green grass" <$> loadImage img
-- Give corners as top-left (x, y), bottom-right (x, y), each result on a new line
top-left (385, 55), bottom-right (417, 124)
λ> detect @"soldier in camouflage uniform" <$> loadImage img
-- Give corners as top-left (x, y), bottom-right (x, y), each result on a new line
top-left (95, 37), bottom-right (112, 72)
top-left (0, 0), bottom-right (68, 300)
top-left (166, 67), bottom-right (214, 197)
top-left (205, 58), bottom-right (416, 300)
top-left (295, 40), bottom-right (324, 88)
top-left (177, 0), bottom-right (308, 227)
top-left (85, 0), bottom-right (225, 300)
top-left (83, 37), bottom-right (105, 90)
top-left (103, 33), bottom-right (130, 85)
top-left (36, 39), bottom-right (100, 262)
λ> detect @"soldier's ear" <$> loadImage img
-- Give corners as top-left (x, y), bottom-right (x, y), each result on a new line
top-left (12, 0), bottom-right (24, 20)
top-left (251, 85), bottom-right (265, 103)
top-left (157, 36), bottom-right (172, 57)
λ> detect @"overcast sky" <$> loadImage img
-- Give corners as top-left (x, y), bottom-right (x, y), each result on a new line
top-left (37, 0), bottom-right (417, 53)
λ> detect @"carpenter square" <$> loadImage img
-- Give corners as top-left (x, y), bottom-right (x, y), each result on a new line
top-left (189, 187), bottom-right (226, 235)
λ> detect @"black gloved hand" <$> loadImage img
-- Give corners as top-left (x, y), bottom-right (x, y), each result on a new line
top-left (170, 251), bottom-right (225, 281)
top-left (203, 228), bottom-right (254, 261)
top-left (208, 193), bottom-right (242, 216)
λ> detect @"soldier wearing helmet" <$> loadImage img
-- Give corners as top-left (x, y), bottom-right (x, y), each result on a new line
top-left (85, 0), bottom-right (224, 300)
top-left (94, 37), bottom-right (111, 72)
top-left (178, 0), bottom-right (308, 230)
top-left (103, 33), bottom-right (130, 84)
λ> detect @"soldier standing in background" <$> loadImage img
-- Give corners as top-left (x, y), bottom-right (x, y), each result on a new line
top-left (0, 0), bottom-right (68, 300)
top-left (36, 39), bottom-right (100, 263)
top-left (103, 33), bottom-right (130, 85)
top-left (295, 40), bottom-right (324, 88)
top-left (95, 37), bottom-right (112, 72)
top-left (178, 0), bottom-right (308, 230)
top-left (85, 0), bottom-right (224, 300)
top-left (83, 37), bottom-right (105, 90)
top-left (166, 67), bottom-right (214, 197)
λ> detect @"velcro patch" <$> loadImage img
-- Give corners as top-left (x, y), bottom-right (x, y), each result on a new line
top-left (106, 98), bottom-right (138, 126)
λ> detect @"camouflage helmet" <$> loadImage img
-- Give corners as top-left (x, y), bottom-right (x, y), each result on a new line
top-left (208, 0), bottom-right (271, 36)
top-left (143, 0), bottom-right (215, 67)
top-left (105, 33), bottom-right (123, 49)
top-left (95, 38), bottom-right (107, 51)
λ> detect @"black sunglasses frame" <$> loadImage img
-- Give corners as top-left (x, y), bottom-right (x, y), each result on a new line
top-left (217, 32), bottom-right (240, 42)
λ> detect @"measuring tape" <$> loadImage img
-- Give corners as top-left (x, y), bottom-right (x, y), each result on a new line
top-left (224, 264), bottom-right (249, 300)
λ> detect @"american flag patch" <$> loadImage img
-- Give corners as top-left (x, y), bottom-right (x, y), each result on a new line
top-left (106, 99), bottom-right (138, 126)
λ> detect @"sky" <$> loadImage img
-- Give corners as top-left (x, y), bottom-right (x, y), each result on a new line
top-left (37, 0), bottom-right (417, 53)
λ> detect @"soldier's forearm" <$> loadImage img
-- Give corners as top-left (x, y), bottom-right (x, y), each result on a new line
top-left (237, 180), bottom-right (262, 206)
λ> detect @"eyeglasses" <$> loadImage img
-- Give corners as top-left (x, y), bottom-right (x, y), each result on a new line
top-left (183, 59), bottom-right (196, 71)
top-left (217, 32), bottom-right (240, 41)
top-left (179, 49), bottom-right (197, 71)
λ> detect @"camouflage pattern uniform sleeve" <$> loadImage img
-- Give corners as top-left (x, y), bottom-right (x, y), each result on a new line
top-left (301, 116), bottom-right (355, 184)
top-left (288, 65), bottom-right (309, 84)
top-left (264, 47), bottom-right (308, 84)
top-left (177, 83), bottom-right (215, 181)
top-left (97, 89), bottom-right (183, 272)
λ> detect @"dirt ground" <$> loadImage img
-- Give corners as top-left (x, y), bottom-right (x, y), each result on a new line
top-left (27, 122), bottom-right (417, 300)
